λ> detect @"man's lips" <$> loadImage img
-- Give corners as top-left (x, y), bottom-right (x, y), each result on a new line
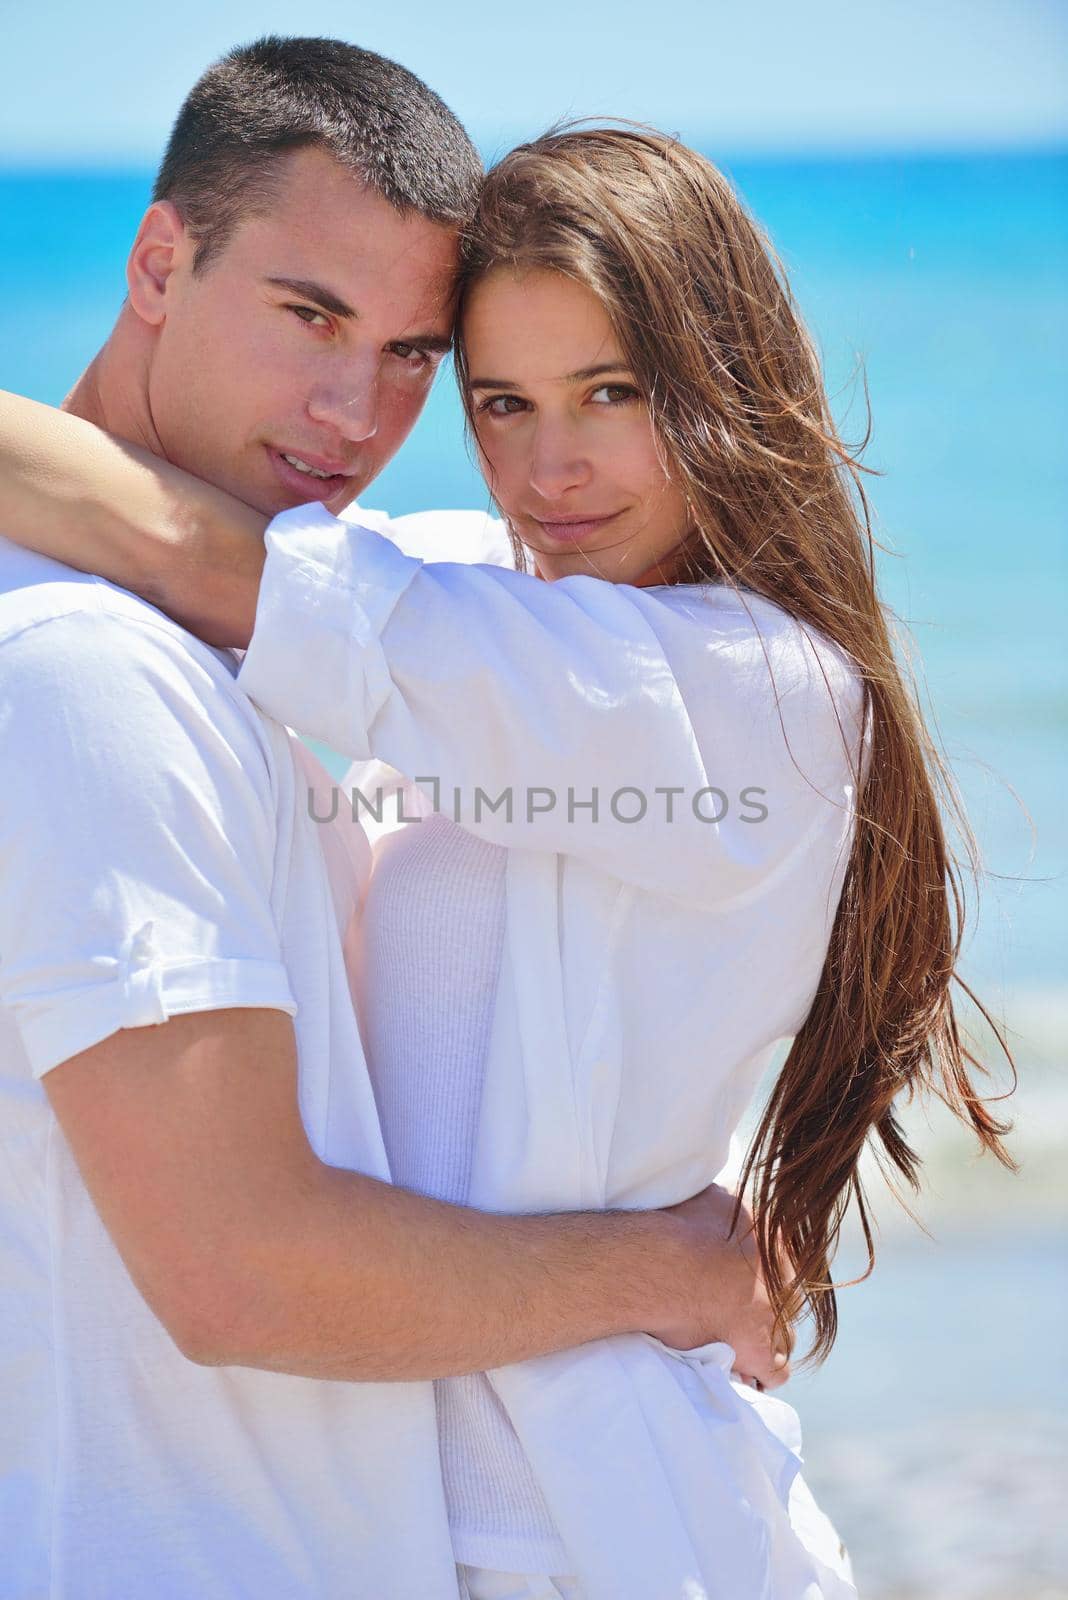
top-left (267, 445), bottom-right (355, 500)
top-left (532, 510), bottom-right (624, 543)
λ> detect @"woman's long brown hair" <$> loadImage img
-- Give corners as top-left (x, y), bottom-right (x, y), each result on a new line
top-left (454, 124), bottom-right (1017, 1366)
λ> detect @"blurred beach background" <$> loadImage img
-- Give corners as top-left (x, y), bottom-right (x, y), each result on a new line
top-left (2, 2), bottom-right (1065, 1593)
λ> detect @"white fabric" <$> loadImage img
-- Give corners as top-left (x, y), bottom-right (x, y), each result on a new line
top-left (0, 536), bottom-right (461, 1599)
top-left (358, 790), bottom-right (569, 1572)
top-left (457, 1564), bottom-right (582, 1600)
top-left (348, 502), bottom-right (514, 568)
top-left (237, 502), bottom-right (871, 1600)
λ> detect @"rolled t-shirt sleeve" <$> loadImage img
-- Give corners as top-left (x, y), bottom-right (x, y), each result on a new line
top-left (0, 604), bottom-right (296, 1078)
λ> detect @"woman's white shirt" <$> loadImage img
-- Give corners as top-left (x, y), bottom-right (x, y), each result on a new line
top-left (236, 502), bottom-right (867, 1599)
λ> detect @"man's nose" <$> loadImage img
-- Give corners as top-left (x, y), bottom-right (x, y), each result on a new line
top-left (528, 423), bottom-right (591, 501)
top-left (306, 365), bottom-right (379, 442)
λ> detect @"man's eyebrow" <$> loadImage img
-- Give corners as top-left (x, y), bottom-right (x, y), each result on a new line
top-left (265, 276), bottom-right (453, 352)
top-left (265, 276), bottom-right (357, 319)
top-left (468, 361), bottom-right (632, 389)
top-left (399, 331), bottom-right (455, 355)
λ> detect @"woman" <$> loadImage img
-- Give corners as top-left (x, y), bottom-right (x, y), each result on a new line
top-left (0, 126), bottom-right (1014, 1599)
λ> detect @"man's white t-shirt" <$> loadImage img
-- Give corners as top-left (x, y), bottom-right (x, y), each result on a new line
top-left (0, 536), bottom-right (460, 1599)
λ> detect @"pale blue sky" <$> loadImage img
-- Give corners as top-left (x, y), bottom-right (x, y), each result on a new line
top-left (2, 0), bottom-right (1065, 165)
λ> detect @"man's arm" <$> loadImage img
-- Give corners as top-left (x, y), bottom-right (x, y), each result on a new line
top-left (45, 1005), bottom-right (789, 1388)
top-left (0, 604), bottom-right (788, 1389)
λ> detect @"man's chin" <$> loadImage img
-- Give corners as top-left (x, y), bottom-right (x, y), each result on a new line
top-left (324, 481), bottom-right (364, 517)
top-left (200, 453), bottom-right (366, 521)
top-left (244, 481), bottom-right (358, 521)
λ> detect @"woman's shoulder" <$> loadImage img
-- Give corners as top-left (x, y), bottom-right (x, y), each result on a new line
top-left (646, 578), bottom-right (864, 711)
top-left (635, 579), bottom-right (870, 803)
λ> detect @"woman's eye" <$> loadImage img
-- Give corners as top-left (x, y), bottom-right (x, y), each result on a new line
top-left (289, 305), bottom-right (330, 329)
top-left (590, 383), bottom-right (638, 405)
top-left (479, 394), bottom-right (528, 416)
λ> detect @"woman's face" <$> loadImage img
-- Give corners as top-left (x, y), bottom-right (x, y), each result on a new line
top-left (462, 268), bottom-right (693, 584)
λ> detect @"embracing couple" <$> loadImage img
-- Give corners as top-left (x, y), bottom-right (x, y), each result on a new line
top-left (0, 33), bottom-right (1013, 1600)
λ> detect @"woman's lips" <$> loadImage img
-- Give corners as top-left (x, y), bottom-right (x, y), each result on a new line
top-left (534, 510), bottom-right (623, 543)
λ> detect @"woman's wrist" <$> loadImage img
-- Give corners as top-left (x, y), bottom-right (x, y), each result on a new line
top-left (144, 469), bottom-right (267, 648)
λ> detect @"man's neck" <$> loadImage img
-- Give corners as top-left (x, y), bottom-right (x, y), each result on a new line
top-left (63, 308), bottom-right (166, 461)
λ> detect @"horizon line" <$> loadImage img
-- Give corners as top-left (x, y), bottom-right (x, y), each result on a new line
top-left (1, 133), bottom-right (1065, 177)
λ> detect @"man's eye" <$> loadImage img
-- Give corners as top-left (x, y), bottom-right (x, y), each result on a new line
top-left (478, 394), bottom-right (528, 416)
top-left (391, 343), bottom-right (432, 367)
top-left (289, 305), bottom-right (330, 329)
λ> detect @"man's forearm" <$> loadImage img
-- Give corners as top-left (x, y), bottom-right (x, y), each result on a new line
top-left (45, 1011), bottom-right (770, 1386)
top-left (193, 1164), bottom-right (694, 1381)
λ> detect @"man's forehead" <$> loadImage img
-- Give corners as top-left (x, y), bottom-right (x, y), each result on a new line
top-left (231, 169), bottom-right (459, 319)
top-left (228, 232), bottom-right (456, 343)
top-left (251, 147), bottom-right (459, 254)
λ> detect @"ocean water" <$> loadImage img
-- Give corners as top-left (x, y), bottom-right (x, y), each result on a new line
top-left (1, 149), bottom-right (1066, 1595)
top-left (2, 150), bottom-right (1063, 993)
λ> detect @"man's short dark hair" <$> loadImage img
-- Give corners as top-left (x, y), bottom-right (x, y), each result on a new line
top-left (152, 35), bottom-right (483, 272)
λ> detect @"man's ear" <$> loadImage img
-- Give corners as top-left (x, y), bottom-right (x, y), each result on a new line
top-left (126, 201), bottom-right (190, 328)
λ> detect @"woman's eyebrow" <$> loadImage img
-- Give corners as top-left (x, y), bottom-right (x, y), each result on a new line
top-left (468, 362), bottom-right (632, 390)
top-left (566, 362), bottom-right (632, 384)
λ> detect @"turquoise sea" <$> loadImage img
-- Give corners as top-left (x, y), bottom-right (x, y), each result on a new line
top-left (2, 148), bottom-right (1066, 1595)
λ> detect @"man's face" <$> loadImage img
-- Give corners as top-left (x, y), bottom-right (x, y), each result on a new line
top-left (140, 146), bottom-right (460, 515)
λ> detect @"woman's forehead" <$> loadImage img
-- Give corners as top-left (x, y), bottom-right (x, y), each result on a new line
top-left (463, 268), bottom-right (625, 383)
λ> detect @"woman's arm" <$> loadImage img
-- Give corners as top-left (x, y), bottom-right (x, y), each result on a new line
top-left (237, 501), bottom-right (865, 903)
top-left (1, 393), bottom-right (863, 904)
top-left (0, 390), bottom-right (264, 646)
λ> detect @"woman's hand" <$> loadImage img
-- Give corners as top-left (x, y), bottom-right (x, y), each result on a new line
top-left (0, 390), bottom-right (267, 648)
top-left (652, 1182), bottom-right (794, 1391)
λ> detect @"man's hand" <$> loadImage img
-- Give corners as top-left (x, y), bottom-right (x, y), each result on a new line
top-left (649, 1182), bottom-right (794, 1392)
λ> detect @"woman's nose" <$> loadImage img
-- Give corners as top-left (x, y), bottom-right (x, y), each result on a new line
top-left (528, 425), bottom-right (591, 502)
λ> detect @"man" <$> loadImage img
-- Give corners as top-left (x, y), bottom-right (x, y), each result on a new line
top-left (0, 37), bottom-right (784, 1599)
